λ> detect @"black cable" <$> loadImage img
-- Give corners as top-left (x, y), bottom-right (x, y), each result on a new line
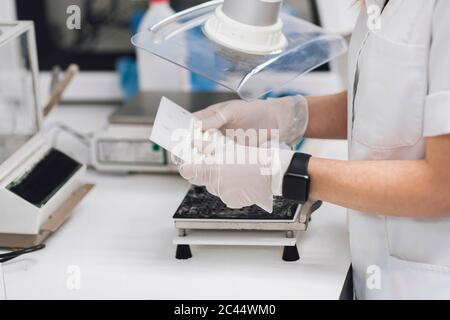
top-left (0, 244), bottom-right (46, 264)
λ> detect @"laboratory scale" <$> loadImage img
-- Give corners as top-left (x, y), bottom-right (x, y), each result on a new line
top-left (0, 22), bottom-right (92, 248)
top-left (91, 91), bottom-right (237, 173)
top-left (173, 186), bottom-right (322, 261)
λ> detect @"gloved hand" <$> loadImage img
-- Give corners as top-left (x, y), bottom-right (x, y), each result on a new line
top-left (194, 96), bottom-right (309, 147)
top-left (179, 138), bottom-right (295, 210)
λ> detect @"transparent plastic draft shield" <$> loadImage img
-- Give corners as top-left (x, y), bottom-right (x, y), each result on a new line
top-left (0, 23), bottom-right (40, 163)
top-left (132, 0), bottom-right (348, 101)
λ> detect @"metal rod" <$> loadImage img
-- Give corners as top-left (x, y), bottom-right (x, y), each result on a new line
top-left (43, 64), bottom-right (79, 117)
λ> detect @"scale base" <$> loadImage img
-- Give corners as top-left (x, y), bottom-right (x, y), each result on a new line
top-left (282, 245), bottom-right (300, 262)
top-left (174, 229), bottom-right (301, 262)
top-left (175, 244), bottom-right (193, 260)
top-left (175, 244), bottom-right (300, 262)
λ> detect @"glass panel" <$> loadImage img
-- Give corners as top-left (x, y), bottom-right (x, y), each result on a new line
top-left (132, 0), bottom-right (347, 100)
top-left (0, 25), bottom-right (39, 163)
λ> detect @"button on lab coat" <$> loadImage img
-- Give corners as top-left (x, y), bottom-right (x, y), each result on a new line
top-left (348, 0), bottom-right (450, 299)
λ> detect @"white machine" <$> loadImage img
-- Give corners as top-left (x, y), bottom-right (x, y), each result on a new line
top-left (90, 124), bottom-right (173, 173)
top-left (0, 22), bottom-right (91, 248)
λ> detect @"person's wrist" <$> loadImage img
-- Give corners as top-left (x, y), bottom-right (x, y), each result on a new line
top-left (271, 149), bottom-right (295, 196)
top-left (281, 96), bottom-right (309, 146)
top-left (306, 156), bottom-right (319, 200)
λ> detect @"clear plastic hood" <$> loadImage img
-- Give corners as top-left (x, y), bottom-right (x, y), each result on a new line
top-left (132, 0), bottom-right (347, 101)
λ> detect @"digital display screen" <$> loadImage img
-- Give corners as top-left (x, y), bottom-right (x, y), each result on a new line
top-left (7, 149), bottom-right (82, 208)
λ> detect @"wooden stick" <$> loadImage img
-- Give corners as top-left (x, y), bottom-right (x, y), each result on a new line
top-left (43, 64), bottom-right (79, 117)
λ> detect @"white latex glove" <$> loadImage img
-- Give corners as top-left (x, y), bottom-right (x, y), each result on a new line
top-left (179, 139), bottom-right (295, 210)
top-left (194, 96), bottom-right (309, 147)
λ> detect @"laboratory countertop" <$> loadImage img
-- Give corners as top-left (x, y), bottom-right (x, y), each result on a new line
top-left (1, 104), bottom-right (350, 300)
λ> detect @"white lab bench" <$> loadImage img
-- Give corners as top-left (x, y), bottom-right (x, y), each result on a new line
top-left (0, 104), bottom-right (350, 300)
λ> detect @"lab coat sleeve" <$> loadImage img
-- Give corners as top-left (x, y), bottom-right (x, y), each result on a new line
top-left (424, 0), bottom-right (450, 137)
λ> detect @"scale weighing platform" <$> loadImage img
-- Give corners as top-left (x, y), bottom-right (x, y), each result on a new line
top-left (173, 186), bottom-right (322, 262)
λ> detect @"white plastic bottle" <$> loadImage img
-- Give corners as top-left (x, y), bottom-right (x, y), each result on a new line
top-left (136, 0), bottom-right (190, 91)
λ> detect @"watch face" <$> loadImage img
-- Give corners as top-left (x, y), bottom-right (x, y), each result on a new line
top-left (283, 174), bottom-right (309, 203)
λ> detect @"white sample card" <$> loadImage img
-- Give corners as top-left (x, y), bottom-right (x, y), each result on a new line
top-left (150, 97), bottom-right (196, 163)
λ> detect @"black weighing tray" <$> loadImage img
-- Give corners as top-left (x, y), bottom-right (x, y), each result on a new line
top-left (173, 186), bottom-right (300, 221)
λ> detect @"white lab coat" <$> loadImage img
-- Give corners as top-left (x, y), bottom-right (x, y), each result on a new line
top-left (348, 0), bottom-right (450, 299)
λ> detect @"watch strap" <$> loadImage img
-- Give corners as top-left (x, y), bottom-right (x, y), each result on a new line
top-left (282, 153), bottom-right (311, 203)
top-left (287, 152), bottom-right (311, 177)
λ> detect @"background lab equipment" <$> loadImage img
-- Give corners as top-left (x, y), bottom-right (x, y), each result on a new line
top-left (10, 0), bottom-right (358, 101)
top-left (132, 0), bottom-right (347, 100)
top-left (91, 91), bottom-right (237, 173)
top-left (135, 0), bottom-right (347, 259)
top-left (0, 22), bottom-right (92, 248)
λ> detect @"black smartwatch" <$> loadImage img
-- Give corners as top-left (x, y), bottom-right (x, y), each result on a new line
top-left (282, 153), bottom-right (312, 203)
